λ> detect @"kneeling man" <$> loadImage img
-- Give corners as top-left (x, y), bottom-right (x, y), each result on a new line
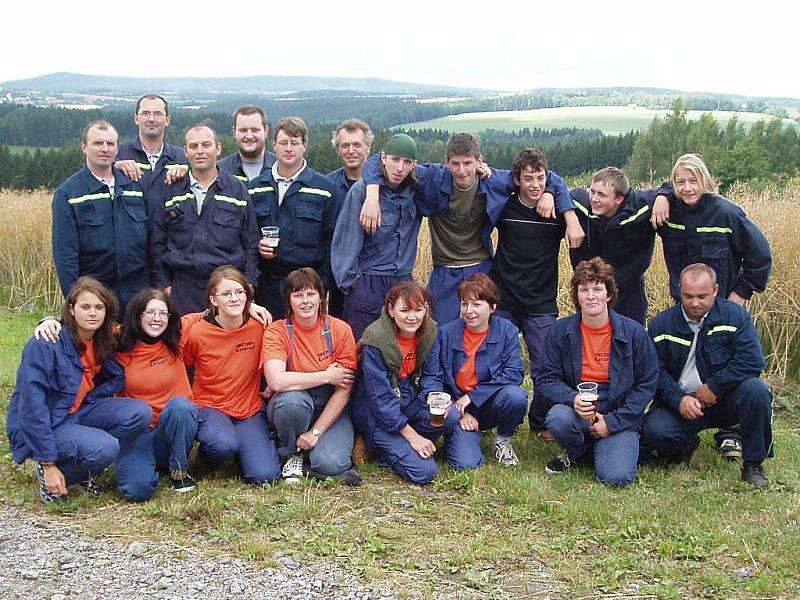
top-left (536, 257), bottom-right (658, 486)
top-left (640, 263), bottom-right (773, 488)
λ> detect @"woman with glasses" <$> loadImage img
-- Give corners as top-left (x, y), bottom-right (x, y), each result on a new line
top-left (182, 265), bottom-right (280, 484)
top-left (262, 268), bottom-right (360, 485)
top-left (9, 277), bottom-right (151, 504)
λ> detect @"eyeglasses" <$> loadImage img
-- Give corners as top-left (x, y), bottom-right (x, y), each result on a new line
top-left (216, 289), bottom-right (246, 300)
top-left (275, 140), bottom-right (304, 148)
top-left (138, 111), bottom-right (166, 119)
top-left (142, 309), bottom-right (169, 318)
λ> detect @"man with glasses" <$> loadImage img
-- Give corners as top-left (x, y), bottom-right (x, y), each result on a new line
top-left (116, 94), bottom-right (188, 212)
top-left (247, 117), bottom-right (338, 319)
top-left (151, 125), bottom-right (259, 315)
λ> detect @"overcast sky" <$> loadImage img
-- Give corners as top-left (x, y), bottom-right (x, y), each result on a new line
top-left (4, 0), bottom-right (798, 100)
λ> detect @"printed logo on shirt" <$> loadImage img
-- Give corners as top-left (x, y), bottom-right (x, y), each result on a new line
top-left (148, 356), bottom-right (168, 368)
top-left (445, 208), bottom-right (474, 219)
top-left (316, 350), bottom-right (331, 363)
top-left (594, 352), bottom-right (609, 363)
top-left (236, 341), bottom-right (256, 353)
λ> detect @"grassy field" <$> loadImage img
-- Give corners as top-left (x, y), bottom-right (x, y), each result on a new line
top-left (2, 145), bottom-right (57, 154)
top-left (1, 183), bottom-right (800, 597)
top-left (399, 106), bottom-right (794, 136)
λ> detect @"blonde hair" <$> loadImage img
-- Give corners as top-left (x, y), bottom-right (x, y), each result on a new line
top-left (671, 153), bottom-right (718, 197)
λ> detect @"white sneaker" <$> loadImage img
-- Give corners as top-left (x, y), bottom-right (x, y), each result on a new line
top-left (494, 439), bottom-right (519, 466)
top-left (281, 453), bottom-right (304, 484)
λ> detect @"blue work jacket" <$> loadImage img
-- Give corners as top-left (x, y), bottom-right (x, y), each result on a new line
top-left (150, 169), bottom-right (259, 287)
top-left (647, 298), bottom-right (765, 413)
top-left (218, 151), bottom-right (277, 183)
top-left (657, 185), bottom-right (772, 301)
top-left (51, 165), bottom-right (150, 306)
top-left (569, 187), bottom-right (658, 288)
top-left (362, 155), bottom-right (573, 257)
top-left (247, 165), bottom-right (338, 288)
top-left (535, 310), bottom-right (658, 433)
top-left (327, 167), bottom-right (359, 206)
top-left (6, 334), bottom-right (126, 463)
top-left (418, 316), bottom-right (524, 408)
top-left (116, 138), bottom-right (187, 212)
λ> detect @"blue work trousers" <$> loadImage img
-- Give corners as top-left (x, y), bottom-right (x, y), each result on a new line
top-left (51, 396), bottom-right (151, 486)
top-left (546, 404), bottom-right (640, 486)
top-left (267, 386), bottom-right (354, 477)
top-left (640, 378), bottom-right (773, 463)
top-left (427, 259), bottom-right (492, 326)
top-left (196, 405), bottom-right (281, 484)
top-left (115, 397), bottom-right (198, 502)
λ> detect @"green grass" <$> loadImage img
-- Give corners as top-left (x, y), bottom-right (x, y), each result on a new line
top-left (1, 309), bottom-right (798, 598)
top-left (399, 106), bottom-right (795, 136)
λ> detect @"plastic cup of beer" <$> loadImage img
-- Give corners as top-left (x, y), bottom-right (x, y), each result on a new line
top-left (260, 226), bottom-right (280, 248)
top-left (577, 381), bottom-right (599, 422)
top-left (427, 392), bottom-right (451, 427)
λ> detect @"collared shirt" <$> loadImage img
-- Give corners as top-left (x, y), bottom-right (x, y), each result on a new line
top-left (91, 171), bottom-right (115, 197)
top-left (145, 144), bottom-right (164, 170)
top-left (677, 306), bottom-right (707, 394)
top-left (189, 171), bottom-right (216, 215)
top-left (271, 159), bottom-right (307, 206)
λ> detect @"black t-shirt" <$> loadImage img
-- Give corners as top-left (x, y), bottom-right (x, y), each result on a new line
top-left (490, 192), bottom-right (565, 314)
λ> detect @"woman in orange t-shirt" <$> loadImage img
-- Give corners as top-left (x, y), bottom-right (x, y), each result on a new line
top-left (183, 265), bottom-right (280, 484)
top-left (263, 268), bottom-right (359, 485)
top-left (112, 288), bottom-right (198, 500)
top-left (418, 273), bottom-right (528, 468)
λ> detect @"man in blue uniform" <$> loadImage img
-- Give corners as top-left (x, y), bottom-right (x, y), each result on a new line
top-left (327, 119), bottom-right (373, 202)
top-left (52, 121), bottom-right (150, 312)
top-left (640, 263), bottom-right (773, 489)
top-left (115, 94), bottom-right (187, 213)
top-left (150, 125), bottom-right (259, 315)
top-left (247, 117), bottom-right (339, 319)
top-left (218, 105), bottom-right (276, 183)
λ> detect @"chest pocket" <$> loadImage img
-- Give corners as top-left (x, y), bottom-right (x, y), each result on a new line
top-left (704, 334), bottom-right (734, 370)
top-left (123, 196), bottom-right (148, 223)
top-left (294, 200), bottom-right (323, 247)
top-left (212, 203), bottom-right (243, 229)
top-left (75, 203), bottom-right (110, 254)
top-left (700, 235), bottom-right (730, 292)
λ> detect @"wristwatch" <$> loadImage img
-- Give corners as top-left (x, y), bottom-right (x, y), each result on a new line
top-left (311, 428), bottom-right (321, 438)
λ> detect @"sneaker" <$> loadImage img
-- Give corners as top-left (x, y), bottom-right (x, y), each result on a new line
top-left (494, 439), bottom-right (519, 466)
top-left (74, 473), bottom-right (105, 497)
top-left (545, 451), bottom-right (572, 475)
top-left (169, 468), bottom-right (196, 493)
top-left (719, 438), bottom-right (743, 461)
top-left (741, 462), bottom-right (770, 489)
top-left (281, 453), bottom-right (304, 484)
top-left (667, 435), bottom-right (700, 466)
top-left (35, 462), bottom-right (66, 505)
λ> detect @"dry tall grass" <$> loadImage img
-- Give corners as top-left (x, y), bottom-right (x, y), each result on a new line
top-left (2, 181), bottom-right (799, 379)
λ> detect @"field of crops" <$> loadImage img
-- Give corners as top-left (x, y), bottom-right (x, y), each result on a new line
top-left (399, 105), bottom-right (792, 135)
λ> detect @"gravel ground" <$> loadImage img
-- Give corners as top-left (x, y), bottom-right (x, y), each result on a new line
top-left (0, 505), bottom-right (398, 600)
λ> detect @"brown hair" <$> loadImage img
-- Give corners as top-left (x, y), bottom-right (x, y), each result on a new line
top-left (282, 267), bottom-right (327, 319)
top-left (592, 167), bottom-right (630, 198)
top-left (385, 281), bottom-right (431, 337)
top-left (60, 276), bottom-right (119, 363)
top-left (118, 288), bottom-right (182, 357)
top-left (273, 117), bottom-right (309, 144)
top-left (570, 257), bottom-right (618, 310)
top-left (204, 265), bottom-right (253, 315)
top-left (233, 105), bottom-right (268, 129)
top-left (445, 133), bottom-right (480, 160)
top-left (457, 273), bottom-right (500, 306)
top-left (512, 148), bottom-right (548, 182)
top-left (135, 94), bottom-right (170, 116)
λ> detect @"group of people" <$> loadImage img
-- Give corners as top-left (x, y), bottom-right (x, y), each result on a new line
top-left (7, 93), bottom-right (776, 506)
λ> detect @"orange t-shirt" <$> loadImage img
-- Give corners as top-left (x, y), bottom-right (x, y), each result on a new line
top-left (116, 340), bottom-right (193, 427)
top-left (182, 315), bottom-right (265, 419)
top-left (70, 339), bottom-right (100, 414)
top-left (580, 320), bottom-right (612, 383)
top-left (262, 315), bottom-right (357, 373)
top-left (455, 327), bottom-right (489, 394)
top-left (397, 333), bottom-right (417, 380)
